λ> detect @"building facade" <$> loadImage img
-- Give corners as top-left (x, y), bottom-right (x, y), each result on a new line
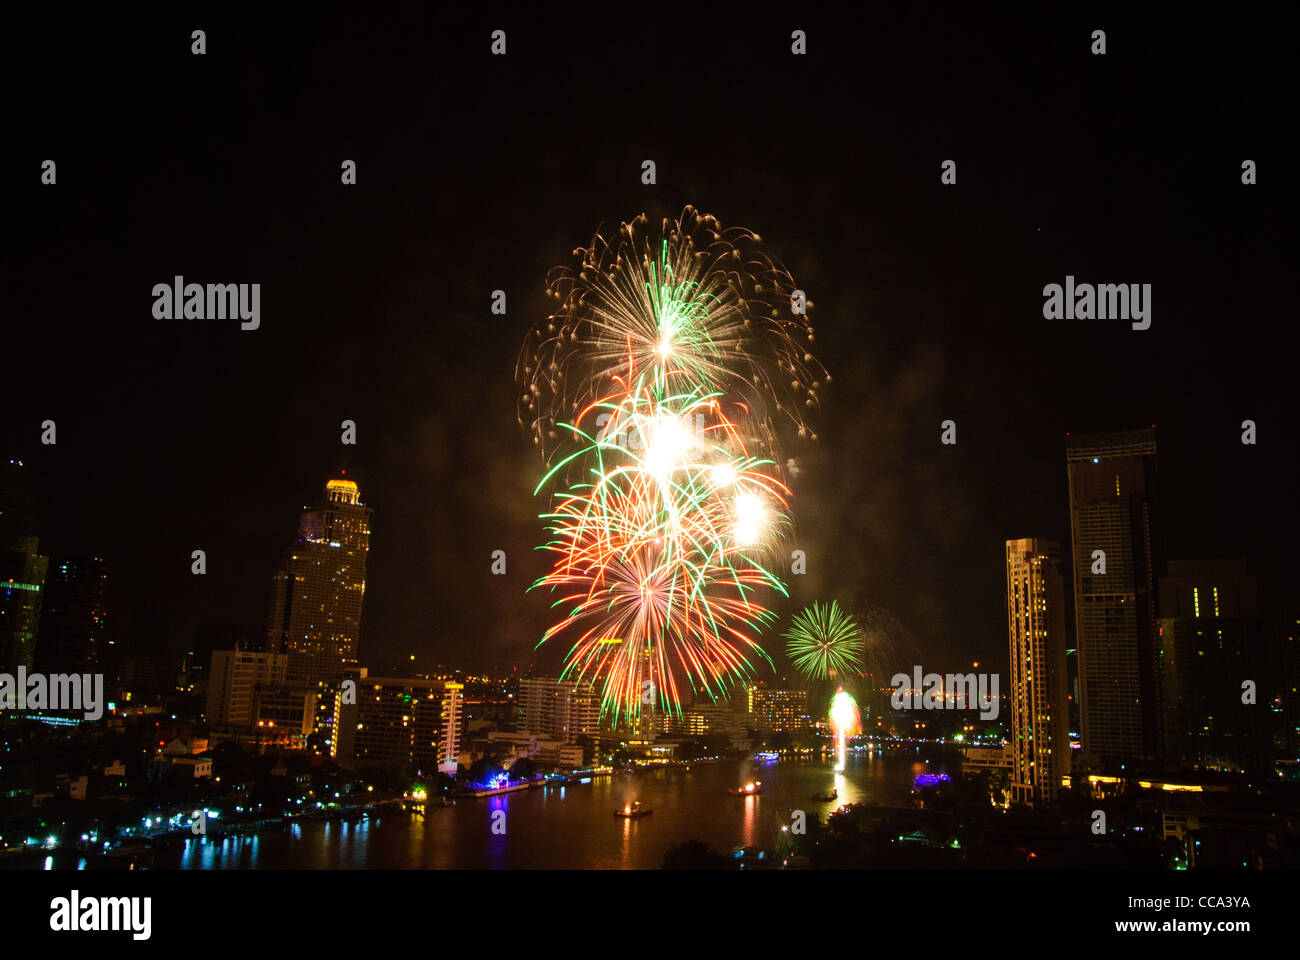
top-left (1158, 559), bottom-right (1266, 771)
top-left (206, 650), bottom-right (289, 726)
top-left (747, 686), bottom-right (811, 732)
top-left (0, 538), bottom-right (48, 671)
top-left (1066, 428), bottom-right (1162, 765)
top-left (1283, 618), bottom-right (1300, 760)
top-left (518, 676), bottom-right (600, 739)
top-left (266, 477), bottom-right (372, 683)
top-left (35, 557), bottom-right (108, 675)
top-left (334, 672), bottom-right (463, 775)
top-left (0, 461), bottom-right (47, 670)
top-left (1006, 538), bottom-right (1070, 805)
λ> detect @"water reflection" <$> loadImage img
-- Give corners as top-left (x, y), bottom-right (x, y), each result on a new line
top-left (151, 752), bottom-right (945, 869)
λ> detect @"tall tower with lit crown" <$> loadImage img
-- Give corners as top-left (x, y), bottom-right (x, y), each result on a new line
top-left (267, 477), bottom-right (373, 684)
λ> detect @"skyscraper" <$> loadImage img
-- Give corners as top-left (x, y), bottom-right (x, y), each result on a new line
top-left (1066, 428), bottom-right (1162, 766)
top-left (0, 460), bottom-right (48, 670)
top-left (266, 477), bottom-right (372, 682)
top-left (121, 607), bottom-right (173, 697)
top-left (519, 676), bottom-right (600, 739)
top-left (0, 538), bottom-right (48, 671)
top-left (1158, 559), bottom-right (1266, 771)
top-left (1006, 538), bottom-right (1070, 805)
top-left (35, 557), bottom-right (108, 675)
top-left (1282, 618), bottom-right (1300, 760)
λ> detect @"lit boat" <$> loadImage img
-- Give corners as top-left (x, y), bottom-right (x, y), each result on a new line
top-left (812, 788), bottom-right (837, 801)
top-left (913, 773), bottom-right (951, 789)
top-left (614, 801), bottom-right (652, 819)
top-left (726, 780), bottom-right (762, 796)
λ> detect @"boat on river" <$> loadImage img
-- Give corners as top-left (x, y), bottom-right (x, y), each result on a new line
top-left (614, 801), bottom-right (652, 819)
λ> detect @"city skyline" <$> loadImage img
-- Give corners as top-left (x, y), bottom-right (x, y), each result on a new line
top-left (6, 10), bottom-right (1295, 678)
top-left (5, 414), bottom-right (1292, 685)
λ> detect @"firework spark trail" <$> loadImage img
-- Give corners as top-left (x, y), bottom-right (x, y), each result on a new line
top-left (519, 208), bottom-right (826, 720)
top-left (535, 380), bottom-right (790, 570)
top-left (518, 206), bottom-right (828, 468)
top-left (530, 375), bottom-right (790, 720)
top-left (538, 551), bottom-right (779, 722)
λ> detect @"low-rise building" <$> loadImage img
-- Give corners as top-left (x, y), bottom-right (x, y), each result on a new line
top-left (169, 756), bottom-right (213, 778)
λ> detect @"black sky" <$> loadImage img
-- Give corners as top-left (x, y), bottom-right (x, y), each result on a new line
top-left (6, 4), bottom-right (1296, 680)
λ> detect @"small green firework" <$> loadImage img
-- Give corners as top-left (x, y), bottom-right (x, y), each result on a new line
top-left (783, 600), bottom-right (866, 682)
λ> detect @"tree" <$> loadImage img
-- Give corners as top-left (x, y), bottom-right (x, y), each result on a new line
top-left (508, 757), bottom-right (537, 780)
top-left (468, 757), bottom-right (504, 786)
top-left (662, 839), bottom-right (731, 870)
top-left (366, 762), bottom-right (412, 795)
top-left (208, 741), bottom-right (255, 782)
top-left (673, 740), bottom-right (706, 762)
top-left (703, 732), bottom-right (731, 755)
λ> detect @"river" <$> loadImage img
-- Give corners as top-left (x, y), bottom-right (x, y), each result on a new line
top-left (17, 746), bottom-right (958, 869)
top-left (176, 747), bottom-right (951, 868)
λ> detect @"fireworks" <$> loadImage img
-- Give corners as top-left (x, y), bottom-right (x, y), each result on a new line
top-left (783, 600), bottom-right (866, 682)
top-left (519, 209), bottom-right (825, 721)
top-left (829, 688), bottom-right (861, 772)
top-left (531, 375), bottom-right (788, 720)
top-left (517, 205), bottom-right (827, 467)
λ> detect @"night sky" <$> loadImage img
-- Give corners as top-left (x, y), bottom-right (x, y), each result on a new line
top-left (6, 5), bottom-right (1295, 679)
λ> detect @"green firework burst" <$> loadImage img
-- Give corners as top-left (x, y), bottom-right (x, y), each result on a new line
top-left (783, 600), bottom-right (866, 682)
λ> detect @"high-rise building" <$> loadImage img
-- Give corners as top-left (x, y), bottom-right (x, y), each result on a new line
top-left (747, 685), bottom-right (811, 732)
top-left (1158, 559), bottom-right (1266, 771)
top-left (249, 688), bottom-right (317, 751)
top-left (0, 460), bottom-right (48, 670)
top-left (334, 671), bottom-right (463, 775)
top-left (35, 557), bottom-right (108, 675)
top-left (1282, 617), bottom-right (1300, 760)
top-left (181, 617), bottom-right (254, 696)
top-left (0, 537), bottom-right (48, 671)
top-left (206, 650), bottom-right (289, 726)
top-left (266, 477), bottom-right (372, 683)
top-left (662, 655), bottom-right (696, 712)
top-left (1065, 646), bottom-right (1080, 747)
top-left (121, 607), bottom-right (173, 697)
top-left (631, 642), bottom-right (695, 737)
top-left (1006, 538), bottom-right (1070, 805)
top-left (206, 650), bottom-right (316, 750)
top-left (1066, 428), bottom-right (1162, 765)
top-left (682, 700), bottom-right (753, 740)
top-left (519, 676), bottom-right (600, 739)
